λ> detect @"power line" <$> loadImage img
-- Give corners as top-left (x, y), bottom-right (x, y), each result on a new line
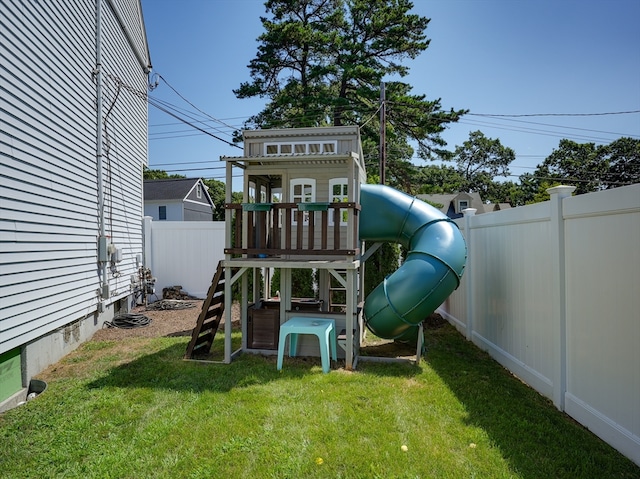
top-left (474, 116), bottom-right (640, 138)
top-left (147, 96), bottom-right (242, 149)
top-left (457, 119), bottom-right (617, 144)
top-left (104, 71), bottom-right (243, 149)
top-left (469, 110), bottom-right (640, 118)
top-left (156, 75), bottom-right (239, 132)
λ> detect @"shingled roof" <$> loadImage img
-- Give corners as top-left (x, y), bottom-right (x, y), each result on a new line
top-left (144, 178), bottom-right (206, 202)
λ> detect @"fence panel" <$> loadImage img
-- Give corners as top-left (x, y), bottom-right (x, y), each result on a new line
top-left (440, 184), bottom-right (640, 465)
top-left (144, 219), bottom-right (225, 299)
top-left (563, 186), bottom-right (640, 463)
top-left (442, 218), bottom-right (468, 334)
top-left (470, 203), bottom-right (557, 399)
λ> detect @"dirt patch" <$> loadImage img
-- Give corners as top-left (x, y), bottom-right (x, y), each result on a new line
top-left (92, 300), bottom-right (241, 341)
top-left (424, 312), bottom-right (447, 329)
top-left (359, 312), bottom-right (447, 358)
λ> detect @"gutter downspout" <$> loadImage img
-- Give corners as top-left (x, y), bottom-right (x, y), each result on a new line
top-left (96, 0), bottom-right (109, 306)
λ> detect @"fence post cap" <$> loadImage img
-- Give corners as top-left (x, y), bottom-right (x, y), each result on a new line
top-left (546, 185), bottom-right (576, 197)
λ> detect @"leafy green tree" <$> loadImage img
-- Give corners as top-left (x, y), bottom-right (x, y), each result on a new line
top-left (600, 137), bottom-right (640, 188)
top-left (528, 137), bottom-right (639, 199)
top-left (202, 178), bottom-right (227, 220)
top-left (364, 243), bottom-right (400, 297)
top-left (235, 0), bottom-right (466, 191)
top-left (534, 139), bottom-right (606, 195)
top-left (235, 0), bottom-right (465, 301)
top-left (142, 167), bottom-right (184, 180)
top-left (415, 164), bottom-right (465, 194)
top-left (270, 268), bottom-right (316, 298)
top-left (232, 269), bottom-right (264, 302)
top-left (448, 130), bottom-right (515, 198)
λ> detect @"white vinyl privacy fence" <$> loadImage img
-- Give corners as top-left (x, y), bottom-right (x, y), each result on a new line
top-left (142, 185), bottom-right (640, 465)
top-left (142, 218), bottom-right (225, 299)
top-left (440, 184), bottom-right (640, 466)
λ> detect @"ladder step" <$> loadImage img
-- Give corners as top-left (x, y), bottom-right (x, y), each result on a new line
top-left (200, 318), bottom-right (221, 333)
top-left (204, 306), bottom-right (223, 320)
top-left (194, 334), bottom-right (213, 347)
top-left (185, 260), bottom-right (226, 359)
top-left (337, 329), bottom-right (356, 341)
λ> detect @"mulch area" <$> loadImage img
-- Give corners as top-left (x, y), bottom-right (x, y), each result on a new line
top-left (92, 300), bottom-right (241, 341)
top-left (91, 301), bottom-right (447, 363)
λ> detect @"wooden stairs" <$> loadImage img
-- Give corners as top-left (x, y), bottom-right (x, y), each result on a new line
top-left (185, 261), bottom-right (226, 359)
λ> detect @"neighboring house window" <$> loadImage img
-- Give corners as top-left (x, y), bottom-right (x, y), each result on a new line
top-left (265, 141), bottom-right (337, 156)
top-left (457, 200), bottom-right (469, 213)
top-left (290, 178), bottom-right (315, 225)
top-left (329, 178), bottom-right (348, 226)
top-left (196, 183), bottom-right (202, 199)
top-left (159, 205), bottom-right (167, 220)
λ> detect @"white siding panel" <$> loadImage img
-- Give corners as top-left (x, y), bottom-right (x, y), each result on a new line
top-left (0, 256), bottom-right (94, 275)
top-left (1, 265), bottom-right (95, 291)
top-left (0, 202), bottom-right (95, 228)
top-left (0, 175), bottom-right (96, 212)
top-left (0, 216), bottom-right (94, 238)
top-left (108, 0), bottom-right (150, 70)
top-left (1, 272), bottom-right (95, 302)
top-left (98, 0), bottom-right (147, 299)
top-left (1, 0), bottom-right (148, 354)
top-left (2, 288), bottom-right (98, 348)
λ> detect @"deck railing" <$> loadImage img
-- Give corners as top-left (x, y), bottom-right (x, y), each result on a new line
top-left (224, 202), bottom-right (360, 257)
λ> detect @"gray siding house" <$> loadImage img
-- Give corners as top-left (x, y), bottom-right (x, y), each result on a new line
top-left (417, 192), bottom-right (511, 219)
top-left (0, 0), bottom-right (151, 409)
top-left (144, 178), bottom-right (215, 221)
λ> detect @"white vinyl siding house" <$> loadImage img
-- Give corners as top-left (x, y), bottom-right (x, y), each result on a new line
top-left (0, 0), bottom-right (151, 408)
top-left (143, 178), bottom-right (215, 221)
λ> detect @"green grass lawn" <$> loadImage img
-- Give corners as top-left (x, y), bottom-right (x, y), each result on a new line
top-left (1, 323), bottom-right (637, 479)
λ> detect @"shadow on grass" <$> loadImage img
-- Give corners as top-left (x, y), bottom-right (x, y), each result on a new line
top-left (87, 336), bottom-right (419, 394)
top-left (425, 324), bottom-right (639, 479)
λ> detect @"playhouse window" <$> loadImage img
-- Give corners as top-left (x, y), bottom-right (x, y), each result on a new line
top-left (290, 178), bottom-right (316, 225)
top-left (264, 141), bottom-right (338, 156)
top-left (329, 178), bottom-right (348, 226)
top-left (266, 144), bottom-right (278, 155)
top-left (323, 142), bottom-right (336, 153)
top-left (457, 199), bottom-right (469, 213)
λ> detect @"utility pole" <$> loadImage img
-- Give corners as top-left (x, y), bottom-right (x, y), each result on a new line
top-left (379, 81), bottom-right (386, 185)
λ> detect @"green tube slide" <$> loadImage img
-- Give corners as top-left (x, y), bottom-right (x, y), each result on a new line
top-left (360, 184), bottom-right (467, 341)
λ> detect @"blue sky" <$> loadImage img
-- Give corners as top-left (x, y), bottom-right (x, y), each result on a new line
top-left (141, 0), bottom-right (640, 187)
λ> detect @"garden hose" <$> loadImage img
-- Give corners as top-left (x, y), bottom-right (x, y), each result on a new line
top-left (104, 313), bottom-right (152, 329)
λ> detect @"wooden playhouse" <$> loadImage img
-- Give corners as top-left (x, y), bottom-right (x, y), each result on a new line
top-left (187, 125), bottom-right (368, 370)
top-left (185, 125), bottom-right (467, 371)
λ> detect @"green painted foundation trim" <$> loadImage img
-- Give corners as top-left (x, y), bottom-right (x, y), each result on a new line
top-left (0, 348), bottom-right (23, 403)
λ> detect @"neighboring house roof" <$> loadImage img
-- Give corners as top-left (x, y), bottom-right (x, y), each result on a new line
top-left (144, 178), bottom-right (214, 207)
top-left (417, 192), bottom-right (511, 218)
